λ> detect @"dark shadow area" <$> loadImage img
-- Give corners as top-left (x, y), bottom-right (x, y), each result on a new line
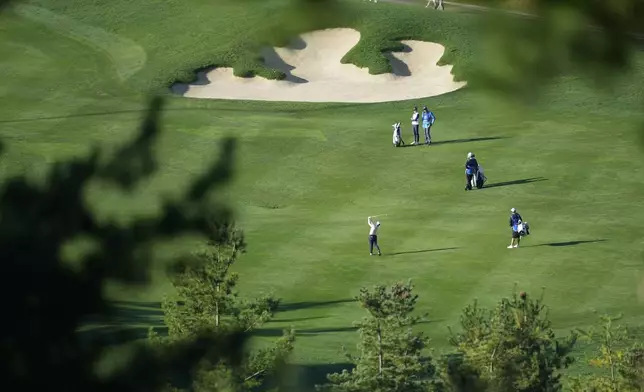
top-left (170, 67), bottom-right (213, 95)
top-left (384, 43), bottom-right (412, 77)
top-left (111, 300), bottom-right (162, 308)
top-left (483, 177), bottom-right (547, 188)
top-left (278, 299), bottom-right (354, 312)
top-left (260, 47), bottom-right (308, 83)
top-left (78, 325), bottom-right (168, 347)
top-left (254, 320), bottom-right (437, 337)
top-left (269, 316), bottom-right (329, 323)
top-left (287, 36), bottom-right (307, 50)
top-left (389, 247), bottom-right (459, 256)
top-left (431, 136), bottom-right (507, 145)
top-left (170, 83), bottom-right (188, 95)
top-left (252, 326), bottom-right (359, 338)
top-left (0, 102), bottom-right (376, 124)
top-left (79, 300), bottom-right (167, 346)
top-left (275, 362), bottom-right (355, 392)
top-left (83, 301), bottom-right (165, 329)
top-left (109, 306), bottom-right (165, 326)
top-left (190, 70), bottom-right (213, 86)
top-left (0, 109), bottom-right (182, 124)
top-left (528, 239), bottom-right (607, 248)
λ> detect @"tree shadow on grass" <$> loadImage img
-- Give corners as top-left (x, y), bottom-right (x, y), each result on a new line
top-left (389, 247), bottom-right (459, 256)
top-left (527, 239), bottom-right (607, 247)
top-left (0, 103), bottom-right (379, 124)
top-left (483, 177), bottom-right (547, 188)
top-left (252, 326), bottom-right (359, 338)
top-left (254, 320), bottom-right (439, 337)
top-left (111, 300), bottom-right (162, 308)
top-left (270, 316), bottom-right (329, 323)
top-left (85, 300), bottom-right (165, 326)
top-left (431, 136), bottom-right (507, 145)
top-left (396, 136), bottom-right (506, 148)
top-left (275, 362), bottom-right (355, 392)
top-left (278, 299), bottom-right (355, 312)
top-left (80, 301), bottom-right (166, 346)
top-left (78, 325), bottom-right (168, 347)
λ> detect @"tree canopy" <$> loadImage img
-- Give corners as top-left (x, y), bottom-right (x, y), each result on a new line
top-left (152, 221), bottom-right (294, 392)
top-left (323, 280), bottom-right (436, 392)
top-left (447, 291), bottom-right (577, 392)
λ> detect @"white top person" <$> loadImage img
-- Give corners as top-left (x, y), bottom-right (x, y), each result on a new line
top-left (367, 216), bottom-right (382, 255)
top-left (368, 216), bottom-right (381, 235)
top-left (411, 109), bottom-right (419, 126)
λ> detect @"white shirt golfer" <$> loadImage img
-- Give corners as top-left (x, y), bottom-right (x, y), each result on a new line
top-left (368, 217), bottom-right (382, 255)
top-left (368, 217), bottom-right (380, 235)
top-left (411, 112), bottom-right (419, 126)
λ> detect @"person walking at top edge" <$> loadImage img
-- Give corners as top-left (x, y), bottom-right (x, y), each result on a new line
top-left (422, 106), bottom-right (436, 145)
top-left (508, 208), bottom-right (523, 249)
top-left (411, 107), bottom-right (420, 145)
top-left (368, 216), bottom-right (382, 256)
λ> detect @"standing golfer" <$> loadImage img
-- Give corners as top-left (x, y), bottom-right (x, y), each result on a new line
top-left (368, 216), bottom-right (382, 256)
top-left (422, 106), bottom-right (436, 145)
top-left (508, 208), bottom-right (523, 248)
top-left (411, 107), bottom-right (420, 145)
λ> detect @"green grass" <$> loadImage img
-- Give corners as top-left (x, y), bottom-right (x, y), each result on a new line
top-left (1, 0), bottom-right (644, 386)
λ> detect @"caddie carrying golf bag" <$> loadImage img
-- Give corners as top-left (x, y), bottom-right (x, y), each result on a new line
top-left (470, 166), bottom-right (487, 189)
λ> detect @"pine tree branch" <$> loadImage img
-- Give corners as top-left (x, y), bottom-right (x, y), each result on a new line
top-left (489, 344), bottom-right (498, 373)
top-left (244, 368), bottom-right (266, 381)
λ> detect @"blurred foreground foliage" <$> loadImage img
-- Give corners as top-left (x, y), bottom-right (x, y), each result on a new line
top-left (231, 0), bottom-right (644, 98)
top-left (0, 96), bottom-right (250, 391)
top-left (470, 0), bottom-right (644, 99)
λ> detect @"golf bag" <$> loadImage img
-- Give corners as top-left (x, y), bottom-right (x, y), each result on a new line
top-left (517, 221), bottom-right (530, 237)
top-left (392, 122), bottom-right (404, 147)
top-left (470, 166), bottom-right (487, 189)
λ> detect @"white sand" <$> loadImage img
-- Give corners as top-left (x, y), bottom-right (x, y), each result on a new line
top-left (171, 28), bottom-right (466, 103)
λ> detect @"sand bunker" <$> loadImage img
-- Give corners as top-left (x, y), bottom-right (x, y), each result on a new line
top-left (171, 28), bottom-right (466, 103)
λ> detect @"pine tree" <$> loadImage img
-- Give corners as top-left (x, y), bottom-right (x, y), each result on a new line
top-left (322, 280), bottom-right (436, 392)
top-left (447, 290), bottom-right (577, 392)
top-left (152, 221), bottom-right (294, 392)
top-left (434, 352), bottom-right (487, 392)
top-left (569, 315), bottom-right (644, 392)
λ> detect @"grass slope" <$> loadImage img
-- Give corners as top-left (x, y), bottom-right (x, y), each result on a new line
top-left (1, 0), bottom-right (644, 384)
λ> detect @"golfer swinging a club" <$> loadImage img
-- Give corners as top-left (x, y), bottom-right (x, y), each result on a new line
top-left (368, 216), bottom-right (382, 256)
